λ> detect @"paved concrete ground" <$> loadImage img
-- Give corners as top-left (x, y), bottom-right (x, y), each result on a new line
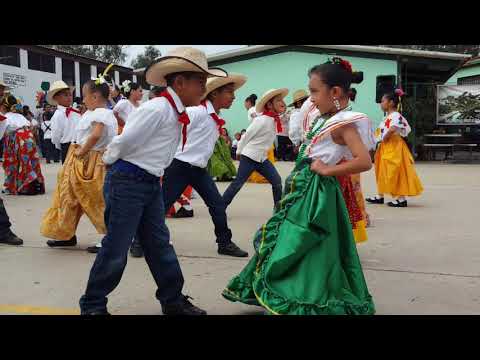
top-left (1, 159), bottom-right (479, 315)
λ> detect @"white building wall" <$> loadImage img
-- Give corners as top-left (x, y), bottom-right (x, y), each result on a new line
top-left (1, 47), bottom-right (133, 108)
top-left (55, 57), bottom-right (62, 79)
top-left (74, 61), bottom-right (80, 96)
top-left (1, 63), bottom-right (60, 110)
top-left (91, 65), bottom-right (97, 79)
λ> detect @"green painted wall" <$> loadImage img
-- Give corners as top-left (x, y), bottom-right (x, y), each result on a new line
top-left (445, 63), bottom-right (480, 84)
top-left (215, 51), bottom-right (398, 135)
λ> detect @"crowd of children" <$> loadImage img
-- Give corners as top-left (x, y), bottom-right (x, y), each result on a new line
top-left (0, 47), bottom-right (425, 315)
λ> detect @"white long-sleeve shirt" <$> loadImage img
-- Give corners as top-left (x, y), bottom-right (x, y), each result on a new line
top-left (50, 105), bottom-right (81, 149)
top-left (41, 120), bottom-right (53, 139)
top-left (102, 86), bottom-right (183, 177)
top-left (174, 99), bottom-right (220, 168)
top-left (288, 108), bottom-right (303, 146)
top-left (236, 114), bottom-right (276, 163)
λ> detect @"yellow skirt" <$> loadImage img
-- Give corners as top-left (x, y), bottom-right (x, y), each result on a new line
top-left (40, 145), bottom-right (107, 241)
top-left (247, 147), bottom-right (275, 183)
top-left (374, 134), bottom-right (423, 197)
top-left (350, 173), bottom-right (368, 244)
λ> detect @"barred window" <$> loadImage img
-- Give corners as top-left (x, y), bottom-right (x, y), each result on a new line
top-left (0, 46), bottom-right (20, 67)
top-left (79, 62), bottom-right (91, 88)
top-left (62, 58), bottom-right (75, 87)
top-left (28, 51), bottom-right (55, 73)
top-left (458, 75), bottom-right (480, 85)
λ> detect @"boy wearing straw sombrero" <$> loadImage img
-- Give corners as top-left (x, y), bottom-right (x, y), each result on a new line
top-left (48, 80), bottom-right (81, 164)
top-left (162, 73), bottom-right (249, 258)
top-left (79, 47), bottom-right (227, 315)
top-left (223, 88), bottom-right (288, 209)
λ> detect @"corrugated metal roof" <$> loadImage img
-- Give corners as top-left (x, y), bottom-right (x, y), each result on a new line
top-left (31, 45), bottom-right (133, 71)
top-left (133, 45), bottom-right (471, 73)
top-left (207, 45), bottom-right (471, 62)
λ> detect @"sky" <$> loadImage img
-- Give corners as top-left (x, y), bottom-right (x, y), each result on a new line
top-left (124, 45), bottom-right (245, 67)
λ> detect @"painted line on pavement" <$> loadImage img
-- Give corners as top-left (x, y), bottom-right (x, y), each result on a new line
top-left (0, 304), bottom-right (79, 315)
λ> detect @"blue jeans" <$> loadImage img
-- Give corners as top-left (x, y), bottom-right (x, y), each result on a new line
top-left (222, 155), bottom-right (282, 208)
top-left (163, 159), bottom-right (232, 245)
top-left (79, 164), bottom-right (184, 313)
top-left (103, 169), bottom-right (141, 251)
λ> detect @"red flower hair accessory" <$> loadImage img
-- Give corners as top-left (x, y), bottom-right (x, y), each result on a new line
top-left (328, 57), bottom-right (353, 73)
top-left (395, 88), bottom-right (405, 97)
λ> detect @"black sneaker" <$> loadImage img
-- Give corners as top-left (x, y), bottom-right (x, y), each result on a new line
top-left (387, 200), bottom-right (408, 208)
top-left (47, 235), bottom-right (77, 247)
top-left (366, 197), bottom-right (384, 204)
top-left (81, 310), bottom-right (111, 315)
top-left (130, 245), bottom-right (144, 258)
top-left (218, 242), bottom-right (249, 258)
top-left (86, 244), bottom-right (101, 254)
top-left (0, 231), bottom-right (23, 246)
top-left (162, 295), bottom-right (207, 316)
top-left (173, 207), bottom-right (194, 218)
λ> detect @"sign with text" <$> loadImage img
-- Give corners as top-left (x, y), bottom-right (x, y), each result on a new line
top-left (2, 72), bottom-right (27, 89)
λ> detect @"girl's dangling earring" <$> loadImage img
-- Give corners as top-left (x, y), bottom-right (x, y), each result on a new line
top-left (333, 97), bottom-right (341, 110)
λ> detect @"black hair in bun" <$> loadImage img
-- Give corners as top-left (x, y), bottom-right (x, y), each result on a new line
top-left (309, 58), bottom-right (364, 100)
top-left (245, 94), bottom-right (258, 105)
top-left (351, 71), bottom-right (363, 84)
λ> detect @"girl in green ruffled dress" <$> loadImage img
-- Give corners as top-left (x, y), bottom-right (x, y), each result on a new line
top-left (207, 128), bottom-right (237, 181)
top-left (222, 58), bottom-right (376, 315)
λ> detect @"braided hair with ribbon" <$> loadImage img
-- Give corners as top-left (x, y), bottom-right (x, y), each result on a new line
top-left (383, 88), bottom-right (405, 113)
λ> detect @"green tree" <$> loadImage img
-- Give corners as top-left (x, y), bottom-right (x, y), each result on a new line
top-left (43, 45), bottom-right (128, 64)
top-left (130, 45), bottom-right (161, 69)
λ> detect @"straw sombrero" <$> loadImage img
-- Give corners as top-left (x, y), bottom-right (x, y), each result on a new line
top-left (288, 89), bottom-right (309, 107)
top-left (47, 81), bottom-right (75, 105)
top-left (145, 47), bottom-right (227, 86)
top-left (256, 88), bottom-right (289, 114)
top-left (202, 73), bottom-right (247, 100)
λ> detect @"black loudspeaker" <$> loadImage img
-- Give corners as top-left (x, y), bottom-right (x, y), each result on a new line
top-left (376, 75), bottom-right (397, 103)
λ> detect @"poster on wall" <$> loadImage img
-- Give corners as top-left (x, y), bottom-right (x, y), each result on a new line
top-left (437, 84), bottom-right (480, 125)
top-left (2, 72), bottom-right (27, 90)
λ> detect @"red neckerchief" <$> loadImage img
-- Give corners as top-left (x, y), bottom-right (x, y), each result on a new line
top-left (159, 90), bottom-right (190, 150)
top-left (65, 107), bottom-right (81, 118)
top-left (201, 100), bottom-right (225, 133)
top-left (0, 114), bottom-right (6, 122)
top-left (385, 118), bottom-right (391, 129)
top-left (262, 111), bottom-right (283, 133)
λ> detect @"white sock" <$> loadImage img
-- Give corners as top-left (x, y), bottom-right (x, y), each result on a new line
top-left (397, 196), bottom-right (406, 202)
top-left (183, 205), bottom-right (193, 211)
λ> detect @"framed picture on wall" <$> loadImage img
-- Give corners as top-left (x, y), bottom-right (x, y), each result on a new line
top-left (437, 84), bottom-right (480, 125)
